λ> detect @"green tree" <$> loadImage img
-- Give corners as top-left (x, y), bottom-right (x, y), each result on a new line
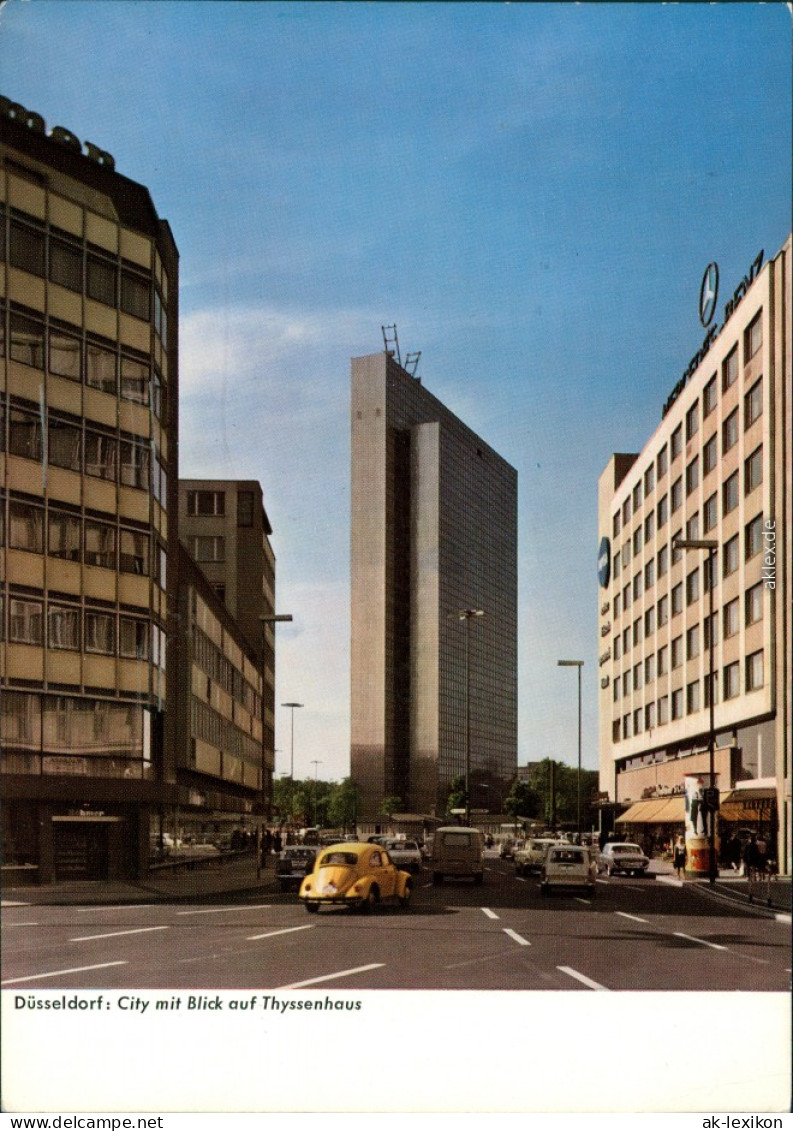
top-left (381, 795), bottom-right (403, 818)
top-left (526, 759), bottom-right (599, 830)
top-left (445, 776), bottom-right (467, 818)
top-left (326, 778), bottom-right (361, 831)
top-left (504, 779), bottom-right (540, 826)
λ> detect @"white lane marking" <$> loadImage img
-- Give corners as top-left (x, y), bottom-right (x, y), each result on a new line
top-left (177, 905), bottom-right (271, 916)
top-left (248, 925), bottom-right (314, 941)
top-left (656, 876), bottom-right (684, 887)
top-left (673, 931), bottom-right (727, 951)
top-left (3, 922), bottom-right (40, 928)
top-left (557, 966), bottom-right (609, 991)
top-left (574, 898), bottom-right (592, 905)
top-left (276, 963), bottom-right (384, 990)
top-left (2, 961), bottom-right (128, 985)
top-left (70, 926), bottom-right (169, 942)
top-left (775, 914), bottom-right (792, 925)
top-left (481, 908), bottom-right (499, 919)
top-left (2, 901), bottom-right (31, 907)
top-left (77, 904), bottom-right (154, 912)
top-left (503, 928), bottom-right (531, 946)
top-left (595, 879), bottom-right (609, 885)
top-left (616, 912), bottom-right (649, 924)
top-left (515, 876), bottom-right (527, 883)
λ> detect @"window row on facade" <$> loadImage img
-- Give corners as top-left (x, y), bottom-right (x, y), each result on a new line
top-left (614, 435), bottom-right (763, 575)
top-left (0, 591), bottom-right (155, 659)
top-left (1, 205), bottom-right (168, 341)
top-left (2, 494), bottom-right (166, 584)
top-left (1, 302), bottom-right (167, 416)
top-left (613, 578), bottom-right (765, 675)
top-left (612, 514), bottom-right (766, 641)
top-left (193, 625), bottom-right (261, 718)
top-left (2, 689), bottom-right (151, 756)
top-left (613, 318), bottom-right (763, 537)
top-left (190, 696), bottom-right (262, 768)
top-left (3, 400), bottom-right (166, 501)
top-left (612, 650), bottom-right (765, 743)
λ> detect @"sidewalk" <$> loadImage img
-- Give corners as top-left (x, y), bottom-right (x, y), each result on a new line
top-left (655, 860), bottom-right (792, 917)
top-left (2, 853), bottom-right (281, 906)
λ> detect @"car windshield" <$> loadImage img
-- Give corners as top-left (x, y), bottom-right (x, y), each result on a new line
top-left (319, 851), bottom-right (358, 867)
top-left (612, 845), bottom-right (641, 855)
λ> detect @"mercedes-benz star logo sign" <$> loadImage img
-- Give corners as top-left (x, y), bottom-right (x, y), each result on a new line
top-left (597, 536), bottom-right (611, 590)
top-left (699, 261), bottom-right (719, 328)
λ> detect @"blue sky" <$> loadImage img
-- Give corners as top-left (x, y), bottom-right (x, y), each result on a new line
top-left (2, 1), bottom-right (790, 782)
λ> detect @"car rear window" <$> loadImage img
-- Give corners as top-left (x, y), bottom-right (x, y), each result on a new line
top-left (550, 849), bottom-right (585, 862)
top-left (612, 845), bottom-right (640, 855)
top-left (441, 833), bottom-right (472, 846)
top-left (320, 851), bottom-right (358, 867)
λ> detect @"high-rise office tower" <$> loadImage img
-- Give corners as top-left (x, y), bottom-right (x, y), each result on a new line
top-left (351, 350), bottom-right (518, 822)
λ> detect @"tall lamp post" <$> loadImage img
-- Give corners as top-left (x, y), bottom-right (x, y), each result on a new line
top-left (311, 760), bottom-right (323, 827)
top-left (673, 537), bottom-right (719, 884)
top-left (450, 609), bottom-right (484, 826)
top-left (558, 660), bottom-right (584, 841)
top-left (257, 615), bottom-right (293, 878)
top-left (282, 701), bottom-right (303, 833)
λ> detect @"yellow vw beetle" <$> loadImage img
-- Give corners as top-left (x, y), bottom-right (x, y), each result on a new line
top-left (299, 842), bottom-right (413, 913)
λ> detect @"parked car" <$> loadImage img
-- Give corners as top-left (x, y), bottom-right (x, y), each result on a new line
top-left (384, 839), bottom-right (422, 874)
top-left (540, 844), bottom-right (597, 898)
top-left (431, 827), bottom-right (485, 885)
top-left (514, 838), bottom-right (560, 876)
top-left (597, 842), bottom-right (650, 877)
top-left (276, 845), bottom-right (317, 892)
top-left (299, 843), bottom-right (412, 912)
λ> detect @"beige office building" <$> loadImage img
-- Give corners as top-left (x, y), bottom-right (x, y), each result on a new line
top-left (178, 480), bottom-right (277, 814)
top-left (1, 98), bottom-right (179, 881)
top-left (597, 236), bottom-right (791, 872)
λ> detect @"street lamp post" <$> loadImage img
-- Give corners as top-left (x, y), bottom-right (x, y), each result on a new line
top-left (311, 760), bottom-right (323, 827)
top-left (282, 701), bottom-right (303, 832)
top-left (257, 614), bottom-right (293, 879)
top-left (673, 537), bottom-right (719, 884)
top-left (558, 660), bottom-right (584, 841)
top-left (450, 609), bottom-right (484, 826)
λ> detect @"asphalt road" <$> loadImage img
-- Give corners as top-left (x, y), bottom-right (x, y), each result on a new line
top-left (2, 858), bottom-right (790, 992)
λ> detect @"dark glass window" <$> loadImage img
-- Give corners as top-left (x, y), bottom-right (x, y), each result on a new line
top-left (48, 510), bottom-right (81, 562)
top-left (49, 235), bottom-right (83, 292)
top-left (49, 327), bottom-right (82, 381)
top-left (9, 499), bottom-right (44, 553)
top-left (9, 217), bottom-right (45, 276)
top-left (9, 310), bottom-right (45, 368)
top-left (237, 491), bottom-right (255, 527)
top-left (120, 528), bottom-right (150, 575)
top-left (84, 430), bottom-right (117, 481)
top-left (9, 405), bottom-right (43, 460)
top-left (120, 269), bottom-right (151, 320)
top-left (48, 417), bottom-right (82, 472)
top-left (86, 341), bottom-right (117, 394)
top-left (86, 252), bottom-right (116, 306)
top-left (120, 353), bottom-right (149, 405)
top-left (84, 521), bottom-right (116, 569)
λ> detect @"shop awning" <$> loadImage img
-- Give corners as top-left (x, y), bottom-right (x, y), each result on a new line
top-left (718, 787), bottom-right (776, 821)
top-left (616, 796), bottom-right (685, 824)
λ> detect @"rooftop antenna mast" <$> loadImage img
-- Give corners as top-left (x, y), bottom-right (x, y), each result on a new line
top-left (381, 324), bottom-right (401, 367)
top-left (405, 351), bottom-right (422, 379)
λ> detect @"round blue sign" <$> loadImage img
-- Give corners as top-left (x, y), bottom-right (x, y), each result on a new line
top-left (597, 536), bottom-right (611, 589)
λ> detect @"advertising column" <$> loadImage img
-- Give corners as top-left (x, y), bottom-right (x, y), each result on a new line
top-left (684, 774), bottom-right (719, 874)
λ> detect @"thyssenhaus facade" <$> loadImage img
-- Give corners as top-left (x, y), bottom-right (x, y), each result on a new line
top-left (351, 351), bottom-right (518, 823)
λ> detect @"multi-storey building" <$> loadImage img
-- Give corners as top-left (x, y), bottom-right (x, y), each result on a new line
top-left (597, 236), bottom-right (791, 872)
top-left (178, 480), bottom-right (276, 814)
top-left (1, 97), bottom-right (179, 881)
top-left (351, 350), bottom-right (518, 823)
top-left (171, 544), bottom-right (265, 838)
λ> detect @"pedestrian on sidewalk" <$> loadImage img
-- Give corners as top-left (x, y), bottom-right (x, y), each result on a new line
top-left (727, 832), bottom-right (742, 872)
top-left (673, 835), bottom-right (687, 878)
top-left (742, 834), bottom-right (759, 880)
